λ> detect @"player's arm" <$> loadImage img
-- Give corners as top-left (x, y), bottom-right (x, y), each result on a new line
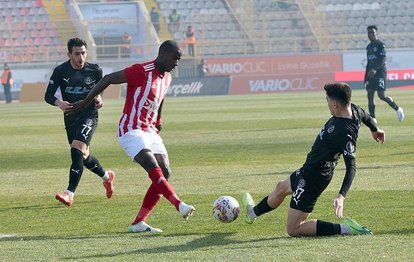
top-left (333, 130), bottom-right (357, 218)
top-left (94, 67), bottom-right (104, 109)
top-left (358, 104), bottom-right (385, 143)
top-left (44, 69), bottom-right (70, 112)
top-left (156, 99), bottom-right (164, 132)
top-left (333, 151), bottom-right (356, 219)
top-left (68, 69), bottom-right (127, 115)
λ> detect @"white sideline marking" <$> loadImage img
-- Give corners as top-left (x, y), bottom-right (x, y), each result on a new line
top-left (0, 234), bottom-right (17, 239)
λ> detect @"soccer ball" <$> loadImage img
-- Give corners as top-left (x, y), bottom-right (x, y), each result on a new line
top-left (212, 196), bottom-right (240, 223)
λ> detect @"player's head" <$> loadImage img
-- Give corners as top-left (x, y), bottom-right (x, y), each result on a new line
top-left (367, 25), bottom-right (378, 42)
top-left (67, 38), bottom-right (87, 70)
top-left (156, 40), bottom-right (182, 73)
top-left (324, 82), bottom-right (352, 114)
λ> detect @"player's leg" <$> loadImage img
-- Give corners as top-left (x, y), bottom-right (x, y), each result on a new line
top-left (244, 171), bottom-right (294, 224)
top-left (77, 117), bottom-right (115, 198)
top-left (129, 154), bottom-right (169, 233)
top-left (366, 87), bottom-right (376, 119)
top-left (119, 130), bottom-right (194, 219)
top-left (377, 88), bottom-right (404, 122)
top-left (286, 208), bottom-right (372, 236)
top-left (135, 150), bottom-right (195, 217)
top-left (131, 154), bottom-right (168, 225)
top-left (55, 121), bottom-right (83, 206)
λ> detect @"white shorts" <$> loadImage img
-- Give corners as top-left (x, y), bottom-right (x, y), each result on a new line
top-left (118, 129), bottom-right (168, 160)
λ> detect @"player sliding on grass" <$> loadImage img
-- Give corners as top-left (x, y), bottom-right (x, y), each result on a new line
top-left (243, 82), bottom-right (384, 236)
top-left (44, 38), bottom-right (115, 207)
top-left (67, 40), bottom-right (195, 233)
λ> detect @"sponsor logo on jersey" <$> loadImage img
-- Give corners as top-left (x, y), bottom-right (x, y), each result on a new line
top-left (84, 76), bottom-right (95, 85)
top-left (63, 77), bottom-right (69, 83)
top-left (344, 142), bottom-right (356, 157)
top-left (327, 125), bottom-right (335, 133)
top-left (65, 86), bottom-right (90, 94)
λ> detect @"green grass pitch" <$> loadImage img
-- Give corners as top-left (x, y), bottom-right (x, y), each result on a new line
top-left (0, 89), bottom-right (413, 261)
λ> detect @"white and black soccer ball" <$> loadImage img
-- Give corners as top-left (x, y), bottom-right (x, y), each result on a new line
top-left (212, 196), bottom-right (240, 223)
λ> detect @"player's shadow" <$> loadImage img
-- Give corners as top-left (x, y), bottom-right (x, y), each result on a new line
top-left (66, 232), bottom-right (284, 260)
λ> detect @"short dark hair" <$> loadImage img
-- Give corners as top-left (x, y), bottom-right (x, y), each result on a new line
top-left (159, 40), bottom-right (181, 56)
top-left (67, 38), bottom-right (87, 53)
top-left (324, 82), bottom-right (352, 106)
top-left (367, 25), bottom-right (378, 31)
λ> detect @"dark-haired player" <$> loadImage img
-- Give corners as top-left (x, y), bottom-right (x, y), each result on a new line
top-left (45, 37), bottom-right (115, 207)
top-left (68, 40), bottom-right (195, 233)
top-left (243, 82), bottom-right (385, 237)
top-left (365, 25), bottom-right (404, 123)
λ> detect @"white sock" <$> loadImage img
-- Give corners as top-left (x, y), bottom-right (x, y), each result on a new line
top-left (340, 224), bottom-right (352, 235)
top-left (247, 206), bottom-right (257, 219)
top-left (65, 190), bottom-right (74, 198)
top-left (102, 171), bottom-right (109, 181)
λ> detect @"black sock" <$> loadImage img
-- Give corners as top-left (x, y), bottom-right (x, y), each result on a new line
top-left (253, 196), bottom-right (274, 216)
top-left (316, 220), bottom-right (341, 236)
top-left (368, 104), bottom-right (376, 118)
top-left (83, 154), bottom-right (105, 177)
top-left (68, 148), bottom-right (84, 192)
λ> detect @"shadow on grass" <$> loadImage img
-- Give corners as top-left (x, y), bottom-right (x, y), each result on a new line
top-left (62, 232), bottom-right (285, 260)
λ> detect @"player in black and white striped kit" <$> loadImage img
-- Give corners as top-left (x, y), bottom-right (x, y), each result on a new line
top-left (44, 37), bottom-right (115, 206)
top-left (243, 82), bottom-right (385, 237)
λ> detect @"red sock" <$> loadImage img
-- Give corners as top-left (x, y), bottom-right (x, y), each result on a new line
top-left (148, 167), bottom-right (181, 210)
top-left (132, 183), bottom-right (162, 225)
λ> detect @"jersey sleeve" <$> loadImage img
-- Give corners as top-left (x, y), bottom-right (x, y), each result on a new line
top-left (97, 66), bottom-right (103, 81)
top-left (338, 128), bottom-right (357, 197)
top-left (44, 67), bottom-right (60, 106)
top-left (124, 64), bottom-right (145, 88)
top-left (355, 104), bottom-right (378, 132)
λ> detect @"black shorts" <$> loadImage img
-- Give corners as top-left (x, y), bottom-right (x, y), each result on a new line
top-left (365, 76), bottom-right (386, 91)
top-left (64, 115), bottom-right (98, 146)
top-left (289, 168), bottom-right (330, 213)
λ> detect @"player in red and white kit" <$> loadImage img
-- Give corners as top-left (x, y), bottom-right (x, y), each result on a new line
top-left (68, 40), bottom-right (195, 233)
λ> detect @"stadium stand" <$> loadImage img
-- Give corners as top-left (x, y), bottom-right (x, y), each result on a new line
top-left (1, 0), bottom-right (414, 64)
top-left (0, 0), bottom-right (66, 63)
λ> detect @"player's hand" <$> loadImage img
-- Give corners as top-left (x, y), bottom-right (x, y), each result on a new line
top-left (55, 100), bottom-right (72, 113)
top-left (155, 118), bottom-right (162, 134)
top-left (66, 100), bottom-right (88, 116)
top-left (367, 69), bottom-right (376, 78)
top-left (333, 194), bottom-right (345, 218)
top-left (372, 128), bottom-right (385, 144)
top-left (94, 95), bottom-right (103, 109)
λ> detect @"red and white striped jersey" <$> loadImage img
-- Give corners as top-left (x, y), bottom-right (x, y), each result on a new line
top-left (118, 60), bottom-right (172, 137)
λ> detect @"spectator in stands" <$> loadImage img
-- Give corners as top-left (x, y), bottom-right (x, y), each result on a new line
top-left (1, 63), bottom-right (13, 103)
top-left (121, 32), bottom-right (132, 58)
top-left (185, 25), bottom-right (196, 57)
top-left (168, 9), bottom-right (181, 34)
top-left (197, 59), bottom-right (208, 77)
top-left (364, 25), bottom-right (404, 123)
top-left (150, 7), bottom-right (160, 34)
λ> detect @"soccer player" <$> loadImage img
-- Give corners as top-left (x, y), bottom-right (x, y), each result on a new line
top-left (67, 40), bottom-right (195, 233)
top-left (365, 25), bottom-right (404, 123)
top-left (44, 38), bottom-right (115, 207)
top-left (243, 82), bottom-right (384, 237)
